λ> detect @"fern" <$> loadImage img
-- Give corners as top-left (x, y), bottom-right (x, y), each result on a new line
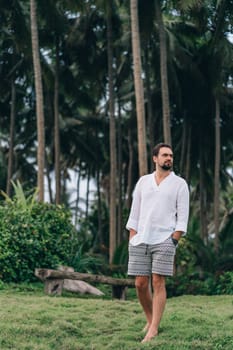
top-left (1, 180), bottom-right (38, 213)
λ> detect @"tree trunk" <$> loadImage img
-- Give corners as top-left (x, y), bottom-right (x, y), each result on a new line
top-left (155, 0), bottom-right (172, 146)
top-left (45, 151), bottom-right (53, 203)
top-left (61, 170), bottom-right (67, 205)
top-left (30, 0), bottom-right (45, 202)
top-left (185, 125), bottom-right (191, 184)
top-left (130, 0), bottom-right (148, 176)
top-left (199, 148), bottom-right (208, 243)
top-left (107, 0), bottom-right (117, 263)
top-left (74, 168), bottom-right (81, 226)
top-left (214, 98), bottom-right (220, 252)
top-left (180, 116), bottom-right (188, 176)
top-left (144, 47), bottom-right (155, 171)
top-left (54, 37), bottom-right (61, 205)
top-left (6, 79), bottom-right (16, 197)
top-left (126, 127), bottom-right (134, 209)
top-left (179, 119), bottom-right (191, 194)
top-left (96, 168), bottom-right (103, 247)
top-left (35, 268), bottom-right (135, 287)
top-left (85, 167), bottom-right (90, 218)
top-left (117, 100), bottom-right (123, 245)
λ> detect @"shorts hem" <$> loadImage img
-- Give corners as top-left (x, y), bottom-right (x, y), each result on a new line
top-left (152, 271), bottom-right (174, 277)
top-left (127, 273), bottom-right (150, 277)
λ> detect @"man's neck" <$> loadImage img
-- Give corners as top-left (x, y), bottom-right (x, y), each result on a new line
top-left (154, 169), bottom-right (171, 185)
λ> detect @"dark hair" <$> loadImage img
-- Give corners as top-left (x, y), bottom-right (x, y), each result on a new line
top-left (152, 143), bottom-right (172, 156)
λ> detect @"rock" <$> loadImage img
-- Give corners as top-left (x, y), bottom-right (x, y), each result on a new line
top-left (63, 279), bottom-right (104, 296)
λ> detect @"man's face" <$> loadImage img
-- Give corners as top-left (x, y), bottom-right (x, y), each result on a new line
top-left (153, 147), bottom-right (173, 170)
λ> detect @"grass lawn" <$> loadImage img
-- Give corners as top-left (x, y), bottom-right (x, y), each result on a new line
top-left (0, 283), bottom-right (232, 349)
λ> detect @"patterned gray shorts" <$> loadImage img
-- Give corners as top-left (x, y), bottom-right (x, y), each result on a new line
top-left (128, 237), bottom-right (177, 277)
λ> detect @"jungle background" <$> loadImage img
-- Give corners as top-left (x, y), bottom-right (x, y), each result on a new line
top-left (0, 0), bottom-right (233, 295)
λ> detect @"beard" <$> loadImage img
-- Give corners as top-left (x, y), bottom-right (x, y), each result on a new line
top-left (161, 163), bottom-right (172, 170)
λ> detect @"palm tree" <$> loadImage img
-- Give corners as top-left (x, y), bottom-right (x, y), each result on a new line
top-left (6, 79), bottom-right (16, 196)
top-left (30, 0), bottom-right (45, 202)
top-left (155, 0), bottom-right (172, 146)
top-left (106, 0), bottom-right (117, 263)
top-left (0, 0), bottom-right (32, 194)
top-left (214, 97), bottom-right (220, 252)
top-left (209, 0), bottom-right (232, 251)
top-left (130, 0), bottom-right (148, 176)
top-left (54, 37), bottom-right (61, 204)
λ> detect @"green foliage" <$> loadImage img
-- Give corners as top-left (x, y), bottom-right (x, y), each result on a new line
top-left (71, 244), bottom-right (106, 274)
top-left (215, 272), bottom-right (233, 295)
top-left (0, 150), bottom-right (7, 196)
top-left (167, 213), bottom-right (233, 296)
top-left (0, 186), bottom-right (78, 282)
top-left (0, 180), bottom-right (38, 212)
top-left (167, 271), bottom-right (233, 297)
top-left (167, 273), bottom-right (214, 297)
top-left (77, 199), bottom-right (109, 253)
top-left (166, 214), bottom-right (233, 296)
top-left (112, 239), bottom-right (128, 266)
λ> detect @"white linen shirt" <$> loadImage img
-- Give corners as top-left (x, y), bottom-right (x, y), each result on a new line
top-left (126, 171), bottom-right (189, 246)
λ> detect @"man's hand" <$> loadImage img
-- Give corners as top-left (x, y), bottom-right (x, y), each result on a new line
top-left (129, 229), bottom-right (137, 240)
top-left (172, 231), bottom-right (182, 241)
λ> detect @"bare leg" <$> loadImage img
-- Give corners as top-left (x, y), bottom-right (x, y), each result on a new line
top-left (142, 274), bottom-right (166, 343)
top-left (135, 276), bottom-right (153, 329)
top-left (142, 322), bottom-right (150, 333)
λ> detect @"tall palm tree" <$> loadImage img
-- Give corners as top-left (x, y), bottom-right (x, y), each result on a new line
top-left (0, 0), bottom-right (32, 194)
top-left (54, 37), bottom-right (61, 204)
top-left (30, 0), bottom-right (45, 201)
top-left (130, 0), bottom-right (148, 176)
top-left (6, 79), bottom-right (16, 196)
top-left (106, 0), bottom-right (117, 263)
top-left (155, 0), bottom-right (171, 146)
top-left (214, 97), bottom-right (220, 252)
top-left (209, 0), bottom-right (231, 251)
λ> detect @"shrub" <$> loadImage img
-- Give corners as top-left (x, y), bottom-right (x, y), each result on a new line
top-left (0, 199), bottom-right (78, 282)
top-left (71, 244), bottom-right (106, 274)
top-left (166, 271), bottom-right (233, 297)
top-left (215, 271), bottom-right (233, 295)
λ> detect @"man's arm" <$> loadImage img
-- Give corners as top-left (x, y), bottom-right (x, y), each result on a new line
top-left (174, 181), bottom-right (190, 241)
top-left (126, 178), bottom-right (142, 234)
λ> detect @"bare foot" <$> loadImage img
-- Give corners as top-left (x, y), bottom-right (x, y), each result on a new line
top-left (141, 330), bottom-right (158, 343)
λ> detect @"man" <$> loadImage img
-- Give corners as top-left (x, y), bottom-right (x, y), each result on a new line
top-left (126, 143), bottom-right (189, 343)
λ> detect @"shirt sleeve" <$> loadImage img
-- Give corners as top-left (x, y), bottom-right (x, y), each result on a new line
top-left (126, 178), bottom-right (142, 232)
top-left (175, 181), bottom-right (190, 235)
